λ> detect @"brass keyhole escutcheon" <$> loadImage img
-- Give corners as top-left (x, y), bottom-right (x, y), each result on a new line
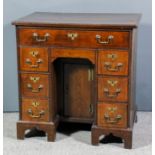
top-left (107, 80), bottom-right (118, 87)
top-left (107, 107), bottom-right (118, 113)
top-left (30, 76), bottom-right (40, 83)
top-left (67, 33), bottom-right (78, 40)
top-left (107, 54), bottom-right (117, 60)
top-left (30, 51), bottom-right (39, 57)
top-left (32, 101), bottom-right (40, 107)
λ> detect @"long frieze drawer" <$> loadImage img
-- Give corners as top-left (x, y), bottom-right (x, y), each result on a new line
top-left (98, 77), bottom-right (128, 102)
top-left (97, 103), bottom-right (127, 128)
top-left (18, 28), bottom-right (130, 48)
top-left (98, 50), bottom-right (129, 75)
top-left (19, 47), bottom-right (48, 72)
top-left (21, 98), bottom-right (49, 122)
top-left (20, 73), bottom-right (49, 98)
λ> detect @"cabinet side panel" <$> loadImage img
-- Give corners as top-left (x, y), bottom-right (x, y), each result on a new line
top-left (15, 26), bottom-right (22, 119)
top-left (129, 28), bottom-right (138, 127)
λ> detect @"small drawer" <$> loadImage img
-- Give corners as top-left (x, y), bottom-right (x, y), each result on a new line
top-left (19, 47), bottom-right (48, 72)
top-left (97, 103), bottom-right (127, 128)
top-left (98, 50), bottom-right (129, 75)
top-left (21, 98), bottom-right (49, 122)
top-left (98, 77), bottom-right (128, 102)
top-left (20, 73), bottom-right (49, 98)
top-left (18, 28), bottom-right (130, 48)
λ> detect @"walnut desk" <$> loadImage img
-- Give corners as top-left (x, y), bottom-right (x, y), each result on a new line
top-left (12, 12), bottom-right (141, 149)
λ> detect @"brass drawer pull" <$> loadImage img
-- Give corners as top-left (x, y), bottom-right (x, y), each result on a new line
top-left (32, 32), bottom-right (50, 42)
top-left (27, 109), bottom-right (45, 118)
top-left (104, 88), bottom-right (121, 98)
top-left (96, 35), bottom-right (114, 44)
top-left (67, 33), bottom-right (78, 40)
top-left (104, 113), bottom-right (122, 124)
top-left (27, 84), bottom-right (44, 93)
top-left (104, 62), bottom-right (123, 72)
top-left (25, 58), bottom-right (43, 68)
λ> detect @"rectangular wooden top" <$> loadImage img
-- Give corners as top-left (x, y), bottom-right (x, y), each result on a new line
top-left (12, 12), bottom-right (141, 29)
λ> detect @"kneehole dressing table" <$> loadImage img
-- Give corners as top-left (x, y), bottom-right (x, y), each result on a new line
top-left (12, 12), bottom-right (141, 149)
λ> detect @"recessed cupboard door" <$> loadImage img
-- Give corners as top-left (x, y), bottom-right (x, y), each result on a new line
top-left (63, 63), bottom-right (94, 119)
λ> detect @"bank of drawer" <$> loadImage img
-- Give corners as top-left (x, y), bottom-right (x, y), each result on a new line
top-left (98, 77), bottom-right (128, 102)
top-left (19, 47), bottom-right (48, 72)
top-left (18, 28), bottom-right (130, 48)
top-left (97, 103), bottom-right (127, 128)
top-left (21, 98), bottom-right (49, 122)
top-left (98, 50), bottom-right (129, 75)
top-left (20, 73), bottom-right (49, 98)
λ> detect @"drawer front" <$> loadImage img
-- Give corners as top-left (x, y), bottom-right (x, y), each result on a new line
top-left (21, 98), bottom-right (49, 122)
top-left (20, 73), bottom-right (49, 98)
top-left (51, 48), bottom-right (96, 64)
top-left (98, 50), bottom-right (129, 75)
top-left (98, 77), bottom-right (128, 102)
top-left (18, 28), bottom-right (130, 48)
top-left (19, 47), bottom-right (48, 72)
top-left (97, 103), bottom-right (127, 128)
